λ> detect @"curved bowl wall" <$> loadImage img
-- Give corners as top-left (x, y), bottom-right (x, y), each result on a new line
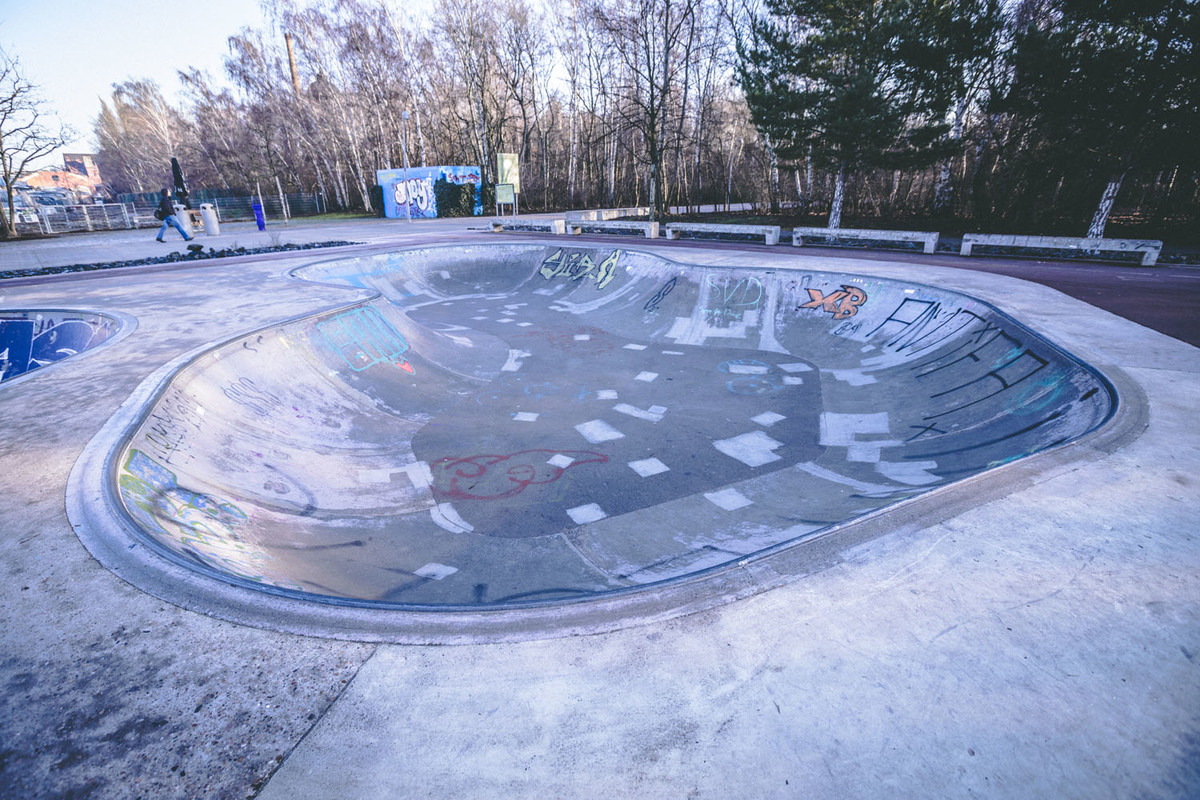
top-left (110, 244), bottom-right (1114, 609)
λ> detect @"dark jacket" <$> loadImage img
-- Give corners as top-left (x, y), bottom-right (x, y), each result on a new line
top-left (157, 194), bottom-right (175, 219)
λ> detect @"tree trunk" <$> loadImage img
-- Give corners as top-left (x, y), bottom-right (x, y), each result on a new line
top-left (415, 109), bottom-right (427, 167)
top-left (768, 138), bottom-right (780, 214)
top-left (1087, 170), bottom-right (1126, 239)
top-left (568, 91), bottom-right (577, 208)
top-left (806, 145), bottom-right (814, 198)
top-left (828, 162), bottom-right (846, 229)
top-left (1, 201), bottom-right (14, 238)
top-left (933, 98), bottom-right (968, 215)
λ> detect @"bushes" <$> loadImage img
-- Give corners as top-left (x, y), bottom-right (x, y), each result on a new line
top-left (434, 178), bottom-right (475, 217)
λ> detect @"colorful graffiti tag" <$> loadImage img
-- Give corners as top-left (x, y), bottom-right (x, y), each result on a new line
top-left (539, 249), bottom-right (622, 289)
top-left (118, 449), bottom-right (300, 586)
top-left (316, 306), bottom-right (415, 374)
top-left (431, 449), bottom-right (608, 501)
top-left (800, 285), bottom-right (868, 319)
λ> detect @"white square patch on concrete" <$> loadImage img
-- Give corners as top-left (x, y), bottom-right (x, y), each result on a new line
top-left (704, 488), bottom-right (752, 511)
top-left (567, 503), bottom-right (607, 524)
top-left (783, 376), bottom-right (804, 385)
top-left (779, 362), bottom-right (813, 373)
top-left (624, 343), bottom-right (647, 350)
top-left (613, 403), bottom-right (664, 423)
top-left (663, 350), bottom-right (685, 355)
top-left (635, 371), bottom-right (659, 382)
top-left (728, 363), bottom-right (769, 374)
top-left (512, 411), bottom-right (540, 422)
top-left (576, 419), bottom-right (625, 443)
top-left (358, 468), bottom-right (395, 484)
top-left (629, 457), bottom-right (669, 477)
top-left (713, 431), bottom-right (784, 467)
top-left (574, 334), bottom-right (591, 341)
top-left (752, 411), bottom-right (786, 427)
top-left (414, 562), bottom-right (459, 580)
top-left (596, 389), bottom-right (619, 400)
top-left (547, 454), bottom-right (575, 468)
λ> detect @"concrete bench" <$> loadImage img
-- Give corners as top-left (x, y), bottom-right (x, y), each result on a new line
top-left (793, 226), bottom-right (938, 254)
top-left (566, 219), bottom-right (659, 238)
top-left (961, 233), bottom-right (1162, 266)
top-left (664, 223), bottom-right (781, 246)
top-left (490, 218), bottom-right (566, 235)
top-left (565, 207), bottom-right (650, 222)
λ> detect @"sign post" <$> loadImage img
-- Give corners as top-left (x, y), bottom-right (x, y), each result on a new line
top-left (400, 111), bottom-right (413, 223)
top-left (497, 153), bottom-right (520, 215)
top-left (496, 184), bottom-right (516, 216)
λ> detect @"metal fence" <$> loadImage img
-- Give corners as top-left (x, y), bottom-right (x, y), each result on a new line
top-left (35, 204), bottom-right (135, 234)
top-left (118, 192), bottom-right (323, 223)
top-left (207, 193), bottom-right (322, 221)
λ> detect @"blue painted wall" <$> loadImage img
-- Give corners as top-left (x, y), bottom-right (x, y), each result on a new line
top-left (376, 165), bottom-right (483, 219)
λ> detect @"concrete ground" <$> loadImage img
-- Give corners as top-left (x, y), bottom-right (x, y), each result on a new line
top-left (1, 216), bottom-right (1197, 799)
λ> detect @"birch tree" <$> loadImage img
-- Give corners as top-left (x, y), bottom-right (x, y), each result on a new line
top-left (94, 80), bottom-right (185, 194)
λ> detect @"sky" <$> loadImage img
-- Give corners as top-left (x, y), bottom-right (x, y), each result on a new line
top-left (0, 0), bottom-right (270, 167)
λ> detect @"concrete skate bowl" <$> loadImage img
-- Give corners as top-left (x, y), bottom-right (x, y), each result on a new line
top-left (1, 309), bottom-right (129, 385)
top-left (75, 243), bottom-right (1117, 642)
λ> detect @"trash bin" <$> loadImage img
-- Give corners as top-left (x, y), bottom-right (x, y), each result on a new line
top-left (252, 202), bottom-right (266, 231)
top-left (173, 203), bottom-right (195, 238)
top-left (199, 203), bottom-right (220, 236)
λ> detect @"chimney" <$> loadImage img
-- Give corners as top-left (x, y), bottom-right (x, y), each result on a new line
top-left (285, 32), bottom-right (302, 95)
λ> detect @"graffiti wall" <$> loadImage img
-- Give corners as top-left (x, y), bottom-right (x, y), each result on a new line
top-left (376, 165), bottom-right (483, 219)
top-left (0, 310), bottom-right (123, 384)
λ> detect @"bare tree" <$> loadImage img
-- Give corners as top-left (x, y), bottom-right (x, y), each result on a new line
top-left (595, 0), bottom-right (697, 219)
top-left (94, 80), bottom-right (186, 194)
top-left (0, 54), bottom-right (73, 236)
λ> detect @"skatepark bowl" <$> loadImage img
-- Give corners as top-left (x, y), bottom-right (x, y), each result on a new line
top-left (73, 243), bottom-right (1116, 641)
top-left (1, 309), bottom-right (130, 385)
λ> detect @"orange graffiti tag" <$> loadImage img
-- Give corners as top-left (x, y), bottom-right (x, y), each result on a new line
top-left (800, 285), bottom-right (868, 319)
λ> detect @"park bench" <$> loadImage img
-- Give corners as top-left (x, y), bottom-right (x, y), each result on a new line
top-left (566, 219), bottom-right (659, 238)
top-left (490, 218), bottom-right (566, 235)
top-left (960, 233), bottom-right (1162, 266)
top-left (793, 226), bottom-right (939, 254)
top-left (565, 207), bottom-right (650, 222)
top-left (664, 222), bottom-right (781, 246)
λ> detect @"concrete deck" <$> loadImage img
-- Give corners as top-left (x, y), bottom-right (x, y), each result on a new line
top-left (1, 217), bottom-right (1197, 799)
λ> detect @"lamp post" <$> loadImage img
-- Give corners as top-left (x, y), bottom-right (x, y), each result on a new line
top-left (400, 110), bottom-right (412, 224)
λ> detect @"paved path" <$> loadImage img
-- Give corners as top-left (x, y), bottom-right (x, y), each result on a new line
top-left (1, 218), bottom-right (1197, 799)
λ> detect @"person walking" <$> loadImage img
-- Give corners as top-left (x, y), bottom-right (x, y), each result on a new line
top-left (155, 189), bottom-right (193, 242)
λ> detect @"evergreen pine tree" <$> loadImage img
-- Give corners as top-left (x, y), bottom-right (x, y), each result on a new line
top-left (737, 0), bottom-right (967, 228)
top-left (1004, 0), bottom-right (1199, 238)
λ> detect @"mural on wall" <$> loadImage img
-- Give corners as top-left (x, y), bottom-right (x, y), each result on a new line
top-left (0, 311), bottom-right (122, 383)
top-left (376, 166), bottom-right (483, 219)
top-left (119, 448), bottom-right (302, 589)
top-left (316, 306), bottom-right (415, 374)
